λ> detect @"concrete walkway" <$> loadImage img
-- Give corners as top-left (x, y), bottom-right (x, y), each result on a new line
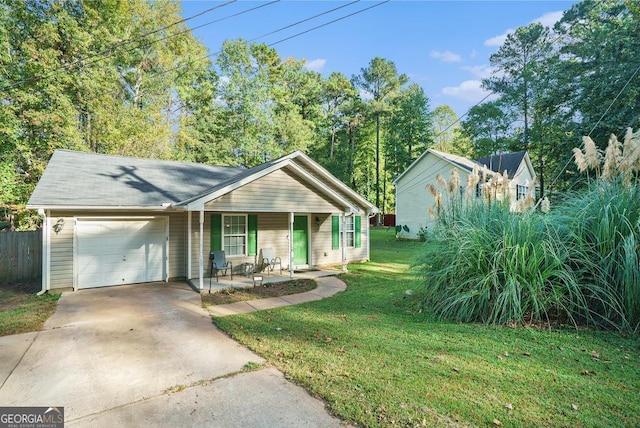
top-left (207, 276), bottom-right (347, 317)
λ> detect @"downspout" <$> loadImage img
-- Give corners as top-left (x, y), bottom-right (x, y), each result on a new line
top-left (36, 209), bottom-right (49, 296)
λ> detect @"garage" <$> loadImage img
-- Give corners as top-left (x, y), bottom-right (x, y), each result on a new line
top-left (76, 218), bottom-right (168, 289)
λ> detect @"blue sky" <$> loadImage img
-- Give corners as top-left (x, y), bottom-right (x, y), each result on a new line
top-left (180, 0), bottom-right (578, 117)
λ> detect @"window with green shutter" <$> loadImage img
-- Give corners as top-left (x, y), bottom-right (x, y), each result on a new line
top-left (248, 214), bottom-right (257, 256)
top-left (355, 215), bottom-right (362, 248)
top-left (210, 213), bottom-right (222, 251)
top-left (331, 215), bottom-right (340, 249)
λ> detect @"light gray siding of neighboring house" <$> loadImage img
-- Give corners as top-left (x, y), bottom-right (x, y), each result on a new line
top-left (395, 154), bottom-right (471, 239)
top-left (46, 211), bottom-right (188, 289)
top-left (205, 168), bottom-right (345, 213)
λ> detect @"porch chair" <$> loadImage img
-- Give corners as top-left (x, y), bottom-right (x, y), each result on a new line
top-left (259, 247), bottom-right (282, 276)
top-left (209, 251), bottom-right (233, 287)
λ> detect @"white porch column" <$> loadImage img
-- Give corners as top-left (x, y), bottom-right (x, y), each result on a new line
top-left (198, 210), bottom-right (204, 291)
top-left (38, 209), bottom-right (50, 293)
top-left (289, 212), bottom-right (294, 279)
top-left (341, 213), bottom-right (347, 273)
top-left (187, 211), bottom-right (192, 279)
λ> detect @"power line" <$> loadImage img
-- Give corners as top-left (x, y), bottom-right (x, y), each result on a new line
top-left (2, 1), bottom-right (236, 91)
top-left (268, 1), bottom-right (388, 48)
top-left (248, 1), bottom-right (360, 43)
top-left (154, 1), bottom-right (386, 78)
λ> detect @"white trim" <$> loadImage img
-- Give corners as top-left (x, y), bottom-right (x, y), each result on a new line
top-left (341, 213), bottom-right (347, 273)
top-left (40, 210), bottom-right (50, 292)
top-left (222, 213), bottom-right (249, 257)
top-left (165, 217), bottom-right (170, 282)
top-left (26, 205), bottom-right (179, 211)
top-left (288, 212), bottom-right (294, 279)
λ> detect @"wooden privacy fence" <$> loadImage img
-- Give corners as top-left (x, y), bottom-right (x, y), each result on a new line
top-left (0, 231), bottom-right (42, 283)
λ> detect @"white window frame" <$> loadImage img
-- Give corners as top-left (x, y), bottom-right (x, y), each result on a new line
top-left (516, 184), bottom-right (528, 201)
top-left (222, 214), bottom-right (247, 257)
top-left (341, 216), bottom-right (355, 248)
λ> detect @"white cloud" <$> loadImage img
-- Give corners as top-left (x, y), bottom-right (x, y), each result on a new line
top-left (484, 10), bottom-right (564, 47)
top-left (430, 50), bottom-right (462, 63)
top-left (303, 58), bottom-right (326, 72)
top-left (462, 64), bottom-right (494, 79)
top-left (485, 31), bottom-right (512, 47)
top-left (442, 80), bottom-right (495, 103)
top-left (536, 11), bottom-right (564, 28)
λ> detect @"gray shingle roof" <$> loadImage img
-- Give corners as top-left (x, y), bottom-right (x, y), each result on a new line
top-left (27, 150), bottom-right (245, 208)
top-left (473, 151), bottom-right (527, 178)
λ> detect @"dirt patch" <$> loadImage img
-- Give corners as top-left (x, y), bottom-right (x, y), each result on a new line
top-left (202, 279), bottom-right (317, 306)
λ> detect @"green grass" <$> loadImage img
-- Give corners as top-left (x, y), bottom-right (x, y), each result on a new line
top-left (0, 280), bottom-right (61, 336)
top-left (214, 228), bottom-right (640, 427)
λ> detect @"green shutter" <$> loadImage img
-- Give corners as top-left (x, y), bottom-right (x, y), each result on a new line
top-left (331, 215), bottom-right (340, 249)
top-left (355, 215), bottom-right (362, 248)
top-left (210, 214), bottom-right (222, 251)
top-left (248, 214), bottom-right (258, 256)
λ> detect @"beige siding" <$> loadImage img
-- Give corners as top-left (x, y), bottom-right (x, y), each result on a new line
top-left (49, 214), bottom-right (74, 289)
top-left (205, 168), bottom-right (344, 213)
top-left (395, 155), bottom-right (470, 239)
top-left (168, 212), bottom-right (187, 279)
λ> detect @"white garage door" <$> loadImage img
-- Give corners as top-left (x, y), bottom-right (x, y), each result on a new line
top-left (76, 218), bottom-right (167, 289)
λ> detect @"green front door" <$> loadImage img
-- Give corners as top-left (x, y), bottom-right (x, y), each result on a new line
top-left (293, 215), bottom-right (309, 265)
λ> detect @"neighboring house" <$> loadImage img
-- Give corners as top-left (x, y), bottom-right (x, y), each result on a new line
top-left (393, 149), bottom-right (536, 239)
top-left (27, 150), bottom-right (378, 292)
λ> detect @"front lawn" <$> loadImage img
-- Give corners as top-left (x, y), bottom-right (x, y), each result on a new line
top-left (214, 228), bottom-right (640, 427)
top-left (0, 280), bottom-right (60, 336)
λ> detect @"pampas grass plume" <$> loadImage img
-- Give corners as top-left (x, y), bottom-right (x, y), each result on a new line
top-left (573, 147), bottom-right (587, 172)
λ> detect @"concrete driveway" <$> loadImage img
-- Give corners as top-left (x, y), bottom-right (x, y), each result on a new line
top-left (0, 282), bottom-right (346, 427)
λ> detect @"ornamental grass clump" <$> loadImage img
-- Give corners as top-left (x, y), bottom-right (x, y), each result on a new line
top-left (558, 128), bottom-right (640, 332)
top-left (416, 201), bottom-right (585, 327)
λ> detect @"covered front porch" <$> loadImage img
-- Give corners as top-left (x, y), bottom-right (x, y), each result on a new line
top-left (185, 209), bottom-right (361, 293)
top-left (196, 266), bottom-right (343, 294)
